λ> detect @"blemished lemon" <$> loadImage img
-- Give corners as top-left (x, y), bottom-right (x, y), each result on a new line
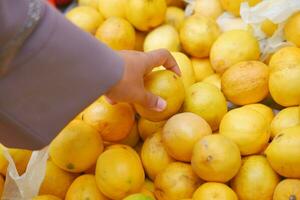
top-left (180, 15), bottom-right (220, 58)
top-left (265, 125), bottom-right (300, 178)
top-left (171, 52), bottom-right (196, 90)
top-left (191, 134), bottom-right (241, 182)
top-left (134, 70), bottom-right (185, 122)
top-left (284, 12), bottom-right (300, 47)
top-left (210, 30), bottom-right (260, 74)
top-left (138, 118), bottom-right (166, 141)
top-left (231, 155), bottom-right (280, 200)
top-left (165, 7), bottom-right (185, 30)
top-left (219, 107), bottom-right (270, 155)
top-left (162, 112), bottom-right (212, 162)
top-left (191, 58), bottom-right (214, 82)
top-left (65, 174), bottom-right (109, 200)
top-left (66, 6), bottom-right (104, 34)
top-left (49, 120), bottom-right (104, 173)
top-left (154, 162), bottom-right (202, 200)
top-left (141, 132), bottom-right (174, 180)
top-left (144, 25), bottom-right (180, 52)
top-left (221, 61), bottom-right (269, 105)
top-left (220, 0), bottom-right (262, 16)
top-left (98, 0), bottom-right (127, 19)
top-left (270, 106), bottom-right (299, 138)
top-left (95, 17), bottom-right (136, 50)
top-left (194, 0), bottom-right (223, 19)
top-left (193, 182), bottom-right (238, 200)
top-left (273, 179), bottom-right (300, 200)
top-left (126, 0), bottom-right (167, 31)
top-left (39, 161), bottom-right (78, 199)
top-left (183, 82), bottom-right (227, 131)
top-left (95, 146), bottom-right (145, 199)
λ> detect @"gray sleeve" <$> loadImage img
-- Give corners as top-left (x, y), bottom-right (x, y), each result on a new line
top-left (0, 0), bottom-right (124, 149)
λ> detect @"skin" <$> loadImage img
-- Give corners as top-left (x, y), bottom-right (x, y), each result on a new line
top-left (105, 49), bottom-right (181, 111)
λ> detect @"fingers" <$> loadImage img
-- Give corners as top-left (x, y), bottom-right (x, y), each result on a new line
top-left (145, 49), bottom-right (181, 76)
top-left (136, 91), bottom-right (167, 112)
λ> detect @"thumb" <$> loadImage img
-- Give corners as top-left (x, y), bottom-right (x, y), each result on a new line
top-left (138, 91), bottom-right (167, 112)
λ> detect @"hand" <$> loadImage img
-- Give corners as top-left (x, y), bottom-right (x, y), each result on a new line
top-left (105, 49), bottom-right (181, 112)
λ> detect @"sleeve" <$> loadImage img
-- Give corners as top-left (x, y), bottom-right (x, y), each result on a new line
top-left (0, 0), bottom-right (124, 150)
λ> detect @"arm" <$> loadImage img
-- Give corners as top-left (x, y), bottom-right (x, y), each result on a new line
top-left (0, 0), bottom-right (124, 149)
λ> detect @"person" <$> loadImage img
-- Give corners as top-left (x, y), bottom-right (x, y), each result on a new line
top-left (0, 0), bottom-right (180, 149)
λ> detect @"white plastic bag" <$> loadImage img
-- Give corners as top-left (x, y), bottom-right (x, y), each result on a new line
top-left (1, 146), bottom-right (49, 200)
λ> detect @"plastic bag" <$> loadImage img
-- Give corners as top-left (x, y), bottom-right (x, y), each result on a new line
top-left (1, 145), bottom-right (49, 200)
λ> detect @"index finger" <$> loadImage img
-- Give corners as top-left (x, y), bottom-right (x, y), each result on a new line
top-left (145, 49), bottom-right (181, 76)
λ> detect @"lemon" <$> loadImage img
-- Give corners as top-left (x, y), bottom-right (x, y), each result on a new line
top-left (265, 125), bottom-right (300, 178)
top-left (193, 182), bottom-right (238, 200)
top-left (270, 106), bottom-right (299, 139)
top-left (284, 12), bottom-right (300, 47)
top-left (95, 17), bottom-right (136, 50)
top-left (32, 195), bottom-right (62, 200)
top-left (261, 19), bottom-right (278, 37)
top-left (194, 0), bottom-right (223, 19)
top-left (202, 74), bottom-right (221, 90)
top-left (180, 15), bottom-right (220, 58)
top-left (144, 25), bottom-right (180, 52)
top-left (220, 0), bottom-right (262, 16)
top-left (243, 103), bottom-right (274, 125)
top-left (191, 58), bottom-right (214, 82)
top-left (65, 174), bottom-right (108, 200)
top-left (231, 155), bottom-right (280, 200)
top-left (273, 179), bottom-right (300, 200)
top-left (210, 30), bottom-right (260, 74)
top-left (66, 6), bottom-right (104, 34)
top-left (98, 0), bottom-right (127, 19)
top-left (221, 61), bottom-right (269, 105)
top-left (165, 7), bottom-right (185, 30)
top-left (138, 118), bottom-right (166, 140)
top-left (78, 0), bottom-right (99, 10)
top-left (126, 0), bottom-right (167, 31)
top-left (49, 120), bottom-right (104, 173)
top-left (219, 107), bottom-right (270, 155)
top-left (183, 82), bottom-right (227, 131)
top-left (120, 123), bottom-right (140, 147)
top-left (191, 134), bottom-right (241, 182)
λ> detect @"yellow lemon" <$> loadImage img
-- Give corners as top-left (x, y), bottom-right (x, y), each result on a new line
top-left (126, 0), bottom-right (167, 31)
top-left (221, 61), bottom-right (269, 105)
top-left (193, 182), bottom-right (238, 200)
top-left (83, 97), bottom-right (135, 142)
top-left (141, 131), bottom-right (174, 180)
top-left (138, 118), bottom-right (166, 141)
top-left (32, 195), bottom-right (62, 200)
top-left (49, 120), bottom-right (104, 173)
top-left (191, 58), bottom-right (214, 82)
top-left (134, 70), bottom-right (185, 122)
top-left (120, 123), bottom-right (140, 147)
top-left (65, 174), bottom-right (108, 200)
top-left (39, 161), bottom-right (78, 199)
top-left (270, 106), bottom-right (299, 138)
top-left (243, 103), bottom-right (274, 125)
top-left (284, 12), bottom-right (300, 47)
top-left (180, 15), bottom-right (220, 58)
top-left (220, 0), bottom-right (262, 16)
top-left (144, 25), bottom-right (180, 52)
top-left (231, 155), bottom-right (280, 200)
top-left (0, 147), bottom-right (32, 176)
top-left (78, 0), bottom-right (99, 10)
top-left (210, 30), bottom-right (260, 74)
top-left (98, 0), bottom-right (127, 19)
top-left (183, 82), bottom-right (228, 131)
top-left (194, 0), bottom-right (224, 19)
top-left (265, 125), bottom-right (300, 178)
top-left (269, 46), bottom-right (300, 72)
top-left (202, 74), bottom-right (221, 90)
top-left (165, 7), bottom-right (185, 30)
top-left (171, 52), bottom-right (196, 90)
top-left (154, 162), bottom-right (202, 200)
top-left (273, 179), bottom-right (300, 200)
top-left (162, 112), bottom-right (212, 162)
top-left (261, 19), bottom-right (278, 37)
top-left (66, 6), bottom-right (104, 34)
top-left (95, 17), bottom-right (136, 50)
top-left (95, 146), bottom-right (145, 199)
top-left (219, 107), bottom-right (270, 155)
top-left (191, 134), bottom-right (241, 182)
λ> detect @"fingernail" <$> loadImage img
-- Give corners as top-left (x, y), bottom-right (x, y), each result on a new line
top-left (156, 97), bottom-right (167, 112)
